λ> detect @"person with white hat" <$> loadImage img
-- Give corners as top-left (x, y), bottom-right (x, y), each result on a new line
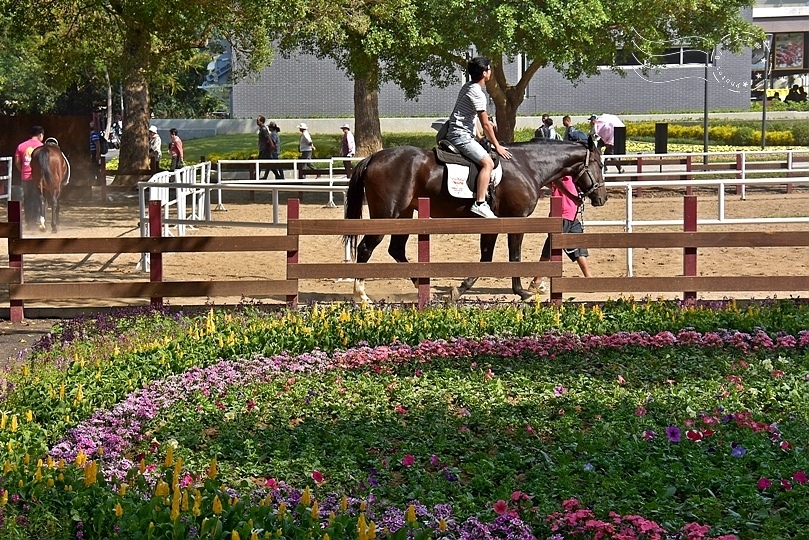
top-left (339, 123), bottom-right (356, 176)
top-left (148, 125), bottom-right (162, 167)
top-left (297, 123), bottom-right (315, 161)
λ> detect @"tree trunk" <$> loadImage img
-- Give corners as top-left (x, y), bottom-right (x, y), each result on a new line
top-left (353, 68), bottom-right (383, 156)
top-left (104, 67), bottom-right (113, 137)
top-left (114, 26), bottom-right (153, 186)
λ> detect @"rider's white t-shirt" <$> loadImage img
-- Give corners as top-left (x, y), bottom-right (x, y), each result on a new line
top-left (449, 81), bottom-right (486, 138)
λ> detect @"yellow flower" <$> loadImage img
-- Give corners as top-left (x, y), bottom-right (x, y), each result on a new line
top-left (119, 484), bottom-right (127, 496)
top-left (35, 466), bottom-right (43, 482)
top-left (74, 384), bottom-right (84, 405)
top-left (84, 461), bottom-right (98, 486)
top-left (47, 478), bottom-right (54, 487)
top-left (406, 504), bottom-right (416, 523)
top-left (300, 486), bottom-right (311, 506)
top-left (340, 495), bottom-right (348, 512)
top-left (310, 501), bottom-right (319, 518)
top-left (1, 411), bottom-right (6, 429)
top-left (232, 531), bottom-right (241, 540)
top-left (115, 503), bottom-right (123, 517)
top-left (322, 535), bottom-right (329, 540)
top-left (212, 495), bottom-right (223, 515)
top-left (75, 451), bottom-right (87, 467)
top-left (182, 489), bottom-right (189, 511)
top-left (207, 458), bottom-right (218, 479)
top-left (1, 490), bottom-right (7, 506)
top-left (170, 486), bottom-right (181, 520)
top-left (359, 500), bottom-right (366, 512)
top-left (278, 501), bottom-right (286, 518)
top-left (23, 453), bottom-right (30, 464)
top-left (439, 518), bottom-right (447, 532)
top-left (192, 491), bottom-right (202, 516)
top-left (368, 521), bottom-right (376, 540)
top-left (59, 383), bottom-right (65, 400)
top-left (251, 533), bottom-right (259, 540)
top-left (10, 415), bottom-right (18, 433)
top-left (155, 480), bottom-right (169, 498)
top-left (25, 410), bottom-right (33, 422)
top-left (164, 446), bottom-right (174, 468)
top-left (139, 459), bottom-right (146, 475)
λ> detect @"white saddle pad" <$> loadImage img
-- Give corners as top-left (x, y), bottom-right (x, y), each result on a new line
top-left (447, 163), bottom-right (502, 199)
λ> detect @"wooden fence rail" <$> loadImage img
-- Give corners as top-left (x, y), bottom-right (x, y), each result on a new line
top-left (3, 195), bottom-right (809, 321)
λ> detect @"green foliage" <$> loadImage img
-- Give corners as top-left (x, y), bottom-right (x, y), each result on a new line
top-left (2, 300), bottom-right (809, 538)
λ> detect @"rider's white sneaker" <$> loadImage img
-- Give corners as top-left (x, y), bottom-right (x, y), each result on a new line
top-left (471, 200), bottom-right (496, 218)
top-left (528, 280), bottom-right (547, 294)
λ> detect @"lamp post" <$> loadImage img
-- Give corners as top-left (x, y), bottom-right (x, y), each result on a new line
top-left (702, 47), bottom-right (714, 164)
top-left (761, 34), bottom-right (773, 149)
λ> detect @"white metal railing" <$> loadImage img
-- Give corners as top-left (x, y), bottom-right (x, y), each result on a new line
top-left (215, 157), bottom-right (363, 213)
top-left (586, 149), bottom-right (809, 276)
top-left (0, 157), bottom-right (12, 203)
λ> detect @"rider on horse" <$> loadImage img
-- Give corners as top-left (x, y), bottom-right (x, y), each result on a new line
top-left (443, 57), bottom-right (512, 218)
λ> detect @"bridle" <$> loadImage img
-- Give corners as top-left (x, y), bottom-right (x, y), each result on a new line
top-left (575, 145), bottom-right (603, 198)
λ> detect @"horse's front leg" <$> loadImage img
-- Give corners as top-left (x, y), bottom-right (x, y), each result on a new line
top-left (51, 192), bottom-right (59, 233)
top-left (451, 233), bottom-right (497, 300)
top-left (388, 234), bottom-right (415, 286)
top-left (507, 233), bottom-right (532, 301)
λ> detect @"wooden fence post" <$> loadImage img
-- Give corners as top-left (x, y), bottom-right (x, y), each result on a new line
top-left (287, 198), bottom-right (300, 308)
top-left (417, 198), bottom-right (431, 309)
top-left (683, 195), bottom-right (697, 303)
top-left (549, 196), bottom-right (563, 306)
top-left (8, 201), bottom-right (24, 322)
top-left (735, 152), bottom-right (743, 196)
top-left (149, 200), bottom-right (163, 308)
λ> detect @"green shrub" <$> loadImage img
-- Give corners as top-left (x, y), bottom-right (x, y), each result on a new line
top-left (729, 126), bottom-right (756, 145)
top-left (792, 123), bottom-right (809, 145)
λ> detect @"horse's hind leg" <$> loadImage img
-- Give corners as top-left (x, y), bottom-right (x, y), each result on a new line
top-left (450, 233), bottom-right (497, 300)
top-left (38, 191), bottom-right (46, 232)
top-left (51, 192), bottom-right (59, 233)
top-left (353, 234), bottom-right (385, 303)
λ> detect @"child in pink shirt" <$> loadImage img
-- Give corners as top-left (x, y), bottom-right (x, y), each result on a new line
top-left (529, 175), bottom-right (592, 293)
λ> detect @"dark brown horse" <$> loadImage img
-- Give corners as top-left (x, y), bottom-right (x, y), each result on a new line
top-left (344, 138), bottom-right (608, 301)
top-left (30, 138), bottom-right (70, 233)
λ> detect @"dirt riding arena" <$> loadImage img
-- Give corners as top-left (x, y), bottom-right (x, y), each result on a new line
top-left (2, 184), bottom-right (809, 311)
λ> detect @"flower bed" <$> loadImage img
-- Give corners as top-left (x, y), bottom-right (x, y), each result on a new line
top-left (1, 300), bottom-right (809, 539)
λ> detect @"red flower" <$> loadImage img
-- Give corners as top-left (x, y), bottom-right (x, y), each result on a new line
top-left (265, 478), bottom-right (278, 489)
top-left (311, 470), bottom-right (324, 483)
top-left (781, 479), bottom-right (793, 491)
top-left (701, 429), bottom-right (716, 437)
top-left (634, 406), bottom-right (647, 416)
top-left (780, 440), bottom-right (793, 451)
top-left (686, 430), bottom-right (703, 442)
top-left (493, 500), bottom-right (508, 515)
top-left (394, 405), bottom-right (407, 415)
top-left (757, 477), bottom-right (772, 490)
top-left (793, 471), bottom-right (808, 484)
top-left (401, 454), bottom-right (415, 467)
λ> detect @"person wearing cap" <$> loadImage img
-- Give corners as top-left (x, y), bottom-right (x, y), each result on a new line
top-left (339, 123), bottom-right (356, 175)
top-left (443, 56), bottom-right (511, 219)
top-left (148, 125), bottom-right (162, 168)
top-left (297, 123), bottom-right (315, 159)
top-left (268, 121), bottom-right (283, 179)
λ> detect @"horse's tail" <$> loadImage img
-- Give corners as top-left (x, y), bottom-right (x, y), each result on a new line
top-left (342, 156), bottom-right (371, 254)
top-left (35, 146), bottom-right (55, 190)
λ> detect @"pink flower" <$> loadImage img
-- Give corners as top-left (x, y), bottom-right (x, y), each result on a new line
top-left (617, 375), bottom-right (626, 385)
top-left (311, 470), bottom-right (324, 483)
top-left (634, 406), bottom-right (647, 416)
top-left (401, 454), bottom-right (415, 467)
top-left (757, 477), bottom-right (772, 490)
top-left (511, 491), bottom-right (529, 502)
top-left (781, 479), bottom-right (793, 491)
top-left (180, 474), bottom-right (194, 488)
top-left (493, 500), bottom-right (508, 515)
top-left (429, 454), bottom-right (441, 467)
top-left (264, 477), bottom-right (278, 489)
top-left (394, 405), bottom-right (407, 415)
top-left (780, 440), bottom-right (793, 451)
top-left (525, 423), bottom-right (536, 434)
top-left (643, 430), bottom-right (656, 441)
top-left (793, 470), bottom-right (808, 484)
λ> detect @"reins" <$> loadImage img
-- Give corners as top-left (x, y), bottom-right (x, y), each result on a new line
top-left (575, 146), bottom-right (603, 198)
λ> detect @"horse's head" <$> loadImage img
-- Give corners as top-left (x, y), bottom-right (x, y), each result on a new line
top-left (572, 137), bottom-right (608, 207)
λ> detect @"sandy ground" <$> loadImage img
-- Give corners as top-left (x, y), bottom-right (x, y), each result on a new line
top-left (1, 183), bottom-right (809, 312)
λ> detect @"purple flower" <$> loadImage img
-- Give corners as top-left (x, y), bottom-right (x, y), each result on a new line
top-left (444, 469), bottom-right (458, 482)
top-left (553, 385), bottom-right (567, 397)
top-left (731, 443), bottom-right (747, 458)
top-left (666, 425), bottom-right (682, 442)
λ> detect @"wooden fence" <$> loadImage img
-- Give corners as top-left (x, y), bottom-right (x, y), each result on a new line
top-left (3, 196), bottom-right (809, 321)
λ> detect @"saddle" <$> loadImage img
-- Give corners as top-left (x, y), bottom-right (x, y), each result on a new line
top-left (434, 139), bottom-right (502, 199)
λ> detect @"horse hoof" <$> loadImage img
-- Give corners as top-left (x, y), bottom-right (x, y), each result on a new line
top-left (38, 223), bottom-right (46, 232)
